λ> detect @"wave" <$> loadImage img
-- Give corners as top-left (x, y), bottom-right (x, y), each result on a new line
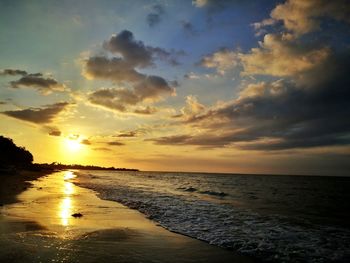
top-left (75, 172), bottom-right (350, 262)
top-left (199, 190), bottom-right (228, 197)
top-left (178, 186), bottom-right (197, 192)
top-left (177, 187), bottom-right (228, 197)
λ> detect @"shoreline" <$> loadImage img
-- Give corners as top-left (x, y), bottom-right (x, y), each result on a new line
top-left (0, 170), bottom-right (257, 263)
top-left (0, 169), bottom-right (54, 206)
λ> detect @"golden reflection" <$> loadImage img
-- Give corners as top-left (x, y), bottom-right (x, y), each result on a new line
top-left (59, 171), bottom-right (77, 226)
top-left (60, 197), bottom-right (72, 226)
top-left (64, 171), bottom-right (76, 180)
top-left (64, 181), bottom-right (74, 195)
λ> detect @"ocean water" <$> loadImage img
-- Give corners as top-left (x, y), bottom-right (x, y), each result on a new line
top-left (74, 171), bottom-right (350, 262)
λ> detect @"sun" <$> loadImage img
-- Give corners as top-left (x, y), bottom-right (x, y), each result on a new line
top-left (65, 139), bottom-right (81, 152)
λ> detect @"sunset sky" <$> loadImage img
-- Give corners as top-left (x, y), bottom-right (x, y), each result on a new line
top-left (1, 0), bottom-right (349, 175)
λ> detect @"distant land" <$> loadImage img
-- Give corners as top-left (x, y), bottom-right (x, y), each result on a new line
top-left (36, 162), bottom-right (139, 172)
top-left (0, 135), bottom-right (139, 173)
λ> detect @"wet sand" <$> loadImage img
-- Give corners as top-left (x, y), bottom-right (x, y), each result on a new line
top-left (0, 171), bottom-right (256, 262)
top-left (0, 169), bottom-right (50, 205)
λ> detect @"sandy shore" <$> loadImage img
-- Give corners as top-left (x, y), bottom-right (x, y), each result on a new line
top-left (0, 170), bottom-right (257, 262)
top-left (0, 169), bottom-right (51, 205)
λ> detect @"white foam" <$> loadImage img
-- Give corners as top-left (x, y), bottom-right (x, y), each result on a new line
top-left (75, 172), bottom-right (350, 262)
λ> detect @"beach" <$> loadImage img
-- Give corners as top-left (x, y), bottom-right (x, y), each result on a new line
top-left (0, 170), bottom-right (255, 263)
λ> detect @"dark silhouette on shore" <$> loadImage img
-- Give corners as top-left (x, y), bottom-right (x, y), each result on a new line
top-left (0, 136), bottom-right (33, 169)
top-left (37, 162), bottom-right (139, 171)
top-left (0, 135), bottom-right (138, 173)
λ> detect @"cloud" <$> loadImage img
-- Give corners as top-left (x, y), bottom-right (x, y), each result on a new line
top-left (200, 33), bottom-right (330, 77)
top-left (88, 87), bottom-right (140, 112)
top-left (173, 95), bottom-right (206, 119)
top-left (200, 48), bottom-right (240, 75)
top-left (108, 141), bottom-right (125, 146)
top-left (117, 131), bottom-right (138, 137)
top-left (148, 135), bottom-right (193, 145)
top-left (84, 30), bottom-right (177, 114)
top-left (116, 128), bottom-right (148, 137)
top-left (49, 130), bottom-right (61, 136)
top-left (10, 73), bottom-right (66, 95)
top-left (134, 75), bottom-right (175, 100)
top-left (251, 18), bottom-right (275, 36)
top-left (146, 4), bottom-right (165, 27)
top-left (93, 147), bottom-right (112, 151)
top-left (255, 0), bottom-right (350, 36)
top-left (184, 72), bottom-right (200, 80)
top-left (45, 126), bottom-right (62, 136)
top-left (2, 102), bottom-right (71, 124)
top-left (84, 56), bottom-right (144, 82)
top-left (192, 0), bottom-right (239, 11)
top-left (150, 51), bottom-right (350, 150)
top-left (88, 81), bottom-right (173, 114)
top-left (103, 30), bottom-right (153, 67)
top-left (80, 139), bottom-right (91, 145)
top-left (133, 106), bottom-right (157, 115)
top-left (102, 30), bottom-right (180, 67)
top-left (0, 69), bottom-right (27, 76)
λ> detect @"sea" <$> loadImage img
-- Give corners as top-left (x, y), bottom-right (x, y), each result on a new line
top-left (74, 171), bottom-right (350, 262)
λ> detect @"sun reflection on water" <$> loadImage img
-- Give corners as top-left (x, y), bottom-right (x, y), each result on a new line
top-left (64, 171), bottom-right (76, 180)
top-left (60, 197), bottom-right (72, 226)
top-left (59, 171), bottom-right (76, 226)
top-left (64, 182), bottom-right (74, 195)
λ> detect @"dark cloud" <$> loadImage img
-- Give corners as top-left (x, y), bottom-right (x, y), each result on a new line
top-left (48, 129), bottom-right (61, 136)
top-left (84, 56), bottom-right (144, 82)
top-left (0, 69), bottom-right (27, 76)
top-left (148, 135), bottom-right (193, 145)
top-left (93, 147), bottom-right (112, 151)
top-left (88, 88), bottom-right (139, 112)
top-left (146, 4), bottom-right (165, 28)
top-left (85, 31), bottom-right (178, 114)
top-left (10, 74), bottom-right (66, 95)
top-left (103, 30), bottom-right (153, 67)
top-left (117, 131), bottom-right (138, 137)
top-left (133, 106), bottom-right (157, 115)
top-left (180, 20), bottom-right (197, 36)
top-left (87, 82), bottom-right (171, 114)
top-left (150, 52), bottom-right (350, 150)
top-left (80, 139), bottom-right (91, 145)
top-left (116, 128), bottom-right (147, 137)
top-left (2, 102), bottom-right (70, 124)
top-left (102, 30), bottom-right (180, 67)
top-left (193, 0), bottom-right (244, 10)
top-left (0, 101), bottom-right (6, 105)
top-left (108, 141), bottom-right (125, 146)
top-left (134, 75), bottom-right (174, 100)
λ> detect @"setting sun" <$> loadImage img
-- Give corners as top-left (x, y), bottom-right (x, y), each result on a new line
top-left (65, 139), bottom-right (81, 152)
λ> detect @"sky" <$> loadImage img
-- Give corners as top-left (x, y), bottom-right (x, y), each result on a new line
top-left (0, 0), bottom-right (350, 176)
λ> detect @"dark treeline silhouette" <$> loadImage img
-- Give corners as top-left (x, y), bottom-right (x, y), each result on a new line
top-left (37, 162), bottom-right (138, 171)
top-left (0, 136), bottom-right (33, 168)
top-left (0, 135), bottom-right (139, 173)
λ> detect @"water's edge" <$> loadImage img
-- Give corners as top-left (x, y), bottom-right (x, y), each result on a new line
top-left (74, 171), bottom-right (350, 263)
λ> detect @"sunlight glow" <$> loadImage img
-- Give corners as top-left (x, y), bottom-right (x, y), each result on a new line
top-left (65, 138), bottom-right (81, 152)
